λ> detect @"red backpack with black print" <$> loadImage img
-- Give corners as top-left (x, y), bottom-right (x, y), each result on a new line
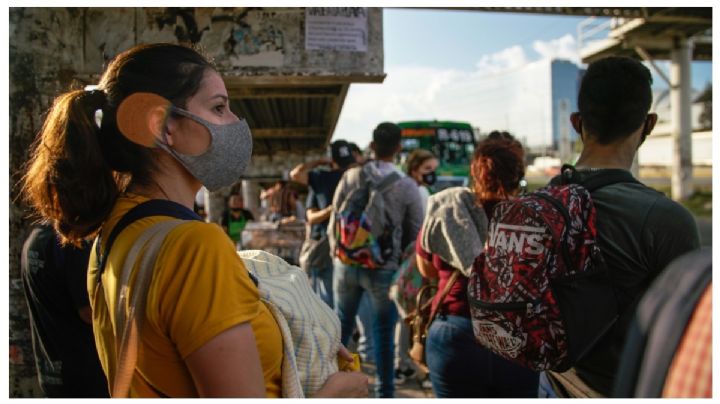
top-left (468, 166), bottom-right (640, 372)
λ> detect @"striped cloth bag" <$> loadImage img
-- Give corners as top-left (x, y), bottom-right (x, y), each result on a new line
top-left (238, 250), bottom-right (341, 397)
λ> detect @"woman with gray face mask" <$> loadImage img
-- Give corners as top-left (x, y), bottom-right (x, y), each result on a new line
top-left (21, 43), bottom-right (367, 398)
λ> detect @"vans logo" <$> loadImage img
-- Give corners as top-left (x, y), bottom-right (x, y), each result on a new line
top-left (488, 223), bottom-right (547, 255)
top-left (473, 320), bottom-right (524, 358)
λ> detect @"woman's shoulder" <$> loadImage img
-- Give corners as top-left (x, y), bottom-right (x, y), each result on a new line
top-left (427, 186), bottom-right (474, 209)
top-left (165, 220), bottom-right (233, 246)
top-left (142, 220), bottom-right (238, 266)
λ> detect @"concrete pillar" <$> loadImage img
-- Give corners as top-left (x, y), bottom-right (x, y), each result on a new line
top-left (205, 188), bottom-right (228, 225)
top-left (242, 180), bottom-right (262, 220)
top-left (670, 36), bottom-right (693, 201)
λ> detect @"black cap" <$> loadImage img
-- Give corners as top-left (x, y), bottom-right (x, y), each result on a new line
top-left (331, 140), bottom-right (355, 169)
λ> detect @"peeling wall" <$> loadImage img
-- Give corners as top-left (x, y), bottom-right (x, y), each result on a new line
top-left (9, 7), bottom-right (383, 397)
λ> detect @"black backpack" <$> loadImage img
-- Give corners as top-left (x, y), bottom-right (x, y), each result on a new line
top-left (612, 248), bottom-right (711, 397)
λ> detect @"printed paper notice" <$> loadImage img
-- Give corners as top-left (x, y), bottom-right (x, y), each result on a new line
top-left (305, 7), bottom-right (368, 52)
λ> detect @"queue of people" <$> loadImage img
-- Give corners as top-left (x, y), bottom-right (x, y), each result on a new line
top-left (19, 42), bottom-right (707, 399)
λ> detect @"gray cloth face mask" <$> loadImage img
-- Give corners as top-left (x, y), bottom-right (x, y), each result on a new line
top-left (157, 106), bottom-right (253, 192)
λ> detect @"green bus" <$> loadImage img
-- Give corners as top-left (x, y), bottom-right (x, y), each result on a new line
top-left (396, 120), bottom-right (476, 191)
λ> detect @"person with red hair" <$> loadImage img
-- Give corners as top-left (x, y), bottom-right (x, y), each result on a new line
top-left (415, 131), bottom-right (538, 397)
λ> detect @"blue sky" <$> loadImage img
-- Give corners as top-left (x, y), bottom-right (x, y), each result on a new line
top-left (334, 8), bottom-right (713, 147)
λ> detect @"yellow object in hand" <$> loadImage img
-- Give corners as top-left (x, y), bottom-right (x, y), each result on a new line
top-left (338, 353), bottom-right (361, 372)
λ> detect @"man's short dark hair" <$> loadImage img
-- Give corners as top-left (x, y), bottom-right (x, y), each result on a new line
top-left (348, 142), bottom-right (361, 155)
top-left (578, 56), bottom-right (653, 144)
top-left (372, 122), bottom-right (401, 158)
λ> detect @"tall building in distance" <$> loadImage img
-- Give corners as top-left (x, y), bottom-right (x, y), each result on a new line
top-left (436, 58), bottom-right (583, 155)
top-left (481, 59), bottom-right (583, 154)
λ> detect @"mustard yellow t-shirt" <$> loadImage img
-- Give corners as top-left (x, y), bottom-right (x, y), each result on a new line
top-left (88, 194), bottom-right (283, 397)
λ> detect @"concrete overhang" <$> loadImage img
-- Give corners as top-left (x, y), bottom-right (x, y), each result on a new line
top-left (223, 73), bottom-right (385, 156)
top-left (579, 9), bottom-right (712, 63)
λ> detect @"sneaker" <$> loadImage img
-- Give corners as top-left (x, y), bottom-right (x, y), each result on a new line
top-left (421, 375), bottom-right (433, 390)
top-left (394, 367), bottom-right (417, 385)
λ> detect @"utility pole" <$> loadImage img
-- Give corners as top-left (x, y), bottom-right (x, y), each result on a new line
top-left (670, 36), bottom-right (693, 201)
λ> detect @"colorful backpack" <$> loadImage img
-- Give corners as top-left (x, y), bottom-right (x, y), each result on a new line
top-left (468, 167), bottom-right (640, 372)
top-left (333, 166), bottom-right (401, 269)
top-left (389, 241), bottom-right (435, 319)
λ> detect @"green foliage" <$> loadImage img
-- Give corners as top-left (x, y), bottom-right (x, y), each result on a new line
top-left (649, 186), bottom-right (712, 218)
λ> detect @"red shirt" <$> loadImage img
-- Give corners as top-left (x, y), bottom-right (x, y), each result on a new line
top-left (416, 228), bottom-right (470, 318)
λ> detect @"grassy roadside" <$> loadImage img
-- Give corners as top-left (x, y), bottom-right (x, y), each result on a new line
top-left (653, 186), bottom-right (712, 218)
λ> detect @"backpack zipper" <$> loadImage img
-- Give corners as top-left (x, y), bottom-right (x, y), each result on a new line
top-left (469, 298), bottom-right (539, 316)
top-left (532, 192), bottom-right (575, 272)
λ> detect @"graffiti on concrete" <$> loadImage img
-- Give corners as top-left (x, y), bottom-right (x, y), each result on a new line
top-left (152, 7), bottom-right (209, 44)
top-left (222, 10), bottom-right (293, 67)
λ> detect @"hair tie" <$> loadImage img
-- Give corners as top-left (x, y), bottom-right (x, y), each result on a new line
top-left (85, 89), bottom-right (107, 129)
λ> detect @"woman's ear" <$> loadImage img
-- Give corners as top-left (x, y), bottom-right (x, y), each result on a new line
top-left (116, 92), bottom-right (171, 148)
top-left (148, 105), bottom-right (172, 145)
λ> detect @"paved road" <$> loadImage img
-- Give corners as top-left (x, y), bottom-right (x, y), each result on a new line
top-left (360, 361), bottom-right (433, 398)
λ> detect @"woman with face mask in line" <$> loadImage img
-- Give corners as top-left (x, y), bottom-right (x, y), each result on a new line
top-left (21, 43), bottom-right (367, 398)
top-left (405, 149), bottom-right (439, 215)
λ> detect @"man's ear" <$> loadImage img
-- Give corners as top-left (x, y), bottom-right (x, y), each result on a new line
top-left (638, 113), bottom-right (658, 147)
top-left (570, 112), bottom-right (582, 135)
top-left (643, 113), bottom-right (658, 135)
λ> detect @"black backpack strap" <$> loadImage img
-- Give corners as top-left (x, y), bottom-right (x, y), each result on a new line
top-left (560, 164), bottom-right (641, 193)
top-left (95, 199), bottom-right (201, 283)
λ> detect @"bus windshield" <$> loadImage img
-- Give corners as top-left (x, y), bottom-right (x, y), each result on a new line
top-left (396, 121), bottom-right (476, 190)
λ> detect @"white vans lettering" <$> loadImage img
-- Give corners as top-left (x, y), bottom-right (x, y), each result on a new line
top-left (490, 222), bottom-right (547, 255)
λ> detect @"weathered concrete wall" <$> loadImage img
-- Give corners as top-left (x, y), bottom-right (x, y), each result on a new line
top-left (9, 7), bottom-right (382, 397)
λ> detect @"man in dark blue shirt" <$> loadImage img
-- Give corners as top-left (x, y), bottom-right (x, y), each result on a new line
top-left (291, 140), bottom-right (357, 307)
top-left (21, 225), bottom-right (109, 397)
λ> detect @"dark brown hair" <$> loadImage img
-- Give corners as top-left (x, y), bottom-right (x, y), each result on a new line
top-left (470, 133), bottom-right (525, 203)
top-left (22, 43), bottom-right (214, 245)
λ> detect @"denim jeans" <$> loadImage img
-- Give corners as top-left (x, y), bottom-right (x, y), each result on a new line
top-left (538, 371), bottom-right (559, 398)
top-left (425, 315), bottom-right (539, 398)
top-left (309, 264), bottom-right (334, 309)
top-left (356, 293), bottom-right (374, 362)
top-left (333, 260), bottom-right (398, 398)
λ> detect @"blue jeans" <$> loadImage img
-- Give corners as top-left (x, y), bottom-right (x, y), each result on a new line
top-left (309, 264), bottom-right (334, 309)
top-left (356, 293), bottom-right (374, 362)
top-left (426, 315), bottom-right (539, 398)
top-left (538, 371), bottom-right (558, 398)
top-left (333, 260), bottom-right (398, 398)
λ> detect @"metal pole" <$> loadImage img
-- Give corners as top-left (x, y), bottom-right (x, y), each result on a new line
top-left (670, 36), bottom-right (693, 201)
top-left (242, 179), bottom-right (262, 220)
top-left (634, 46), bottom-right (671, 87)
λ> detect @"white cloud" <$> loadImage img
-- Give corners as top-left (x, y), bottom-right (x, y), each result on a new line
top-left (334, 66), bottom-right (463, 147)
top-left (531, 34), bottom-right (581, 64)
top-left (474, 45), bottom-right (528, 75)
top-left (334, 35), bottom-right (583, 148)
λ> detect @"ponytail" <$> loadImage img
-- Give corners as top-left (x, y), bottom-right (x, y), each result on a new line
top-left (22, 89), bottom-right (121, 246)
top-left (22, 43), bottom-right (215, 245)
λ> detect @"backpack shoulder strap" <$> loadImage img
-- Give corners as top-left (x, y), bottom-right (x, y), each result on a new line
top-left (373, 171), bottom-right (402, 193)
top-left (110, 219), bottom-right (186, 397)
top-left (560, 164), bottom-right (641, 193)
top-left (95, 199), bottom-right (201, 282)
